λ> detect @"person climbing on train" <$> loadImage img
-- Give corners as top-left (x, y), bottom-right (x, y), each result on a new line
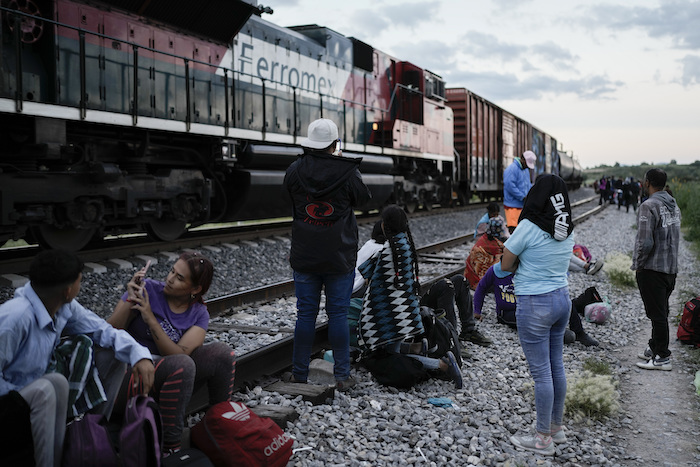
top-left (503, 150), bottom-right (535, 233)
top-left (283, 118), bottom-right (372, 392)
top-left (107, 251), bottom-right (236, 455)
top-left (358, 204), bottom-right (463, 388)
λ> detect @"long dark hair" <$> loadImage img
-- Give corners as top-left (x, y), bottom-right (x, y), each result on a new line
top-left (179, 251), bottom-right (214, 304)
top-left (380, 205), bottom-right (419, 289)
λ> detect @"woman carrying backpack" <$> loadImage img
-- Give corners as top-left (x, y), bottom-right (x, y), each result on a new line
top-left (358, 205), bottom-right (463, 388)
top-left (499, 175), bottom-right (575, 456)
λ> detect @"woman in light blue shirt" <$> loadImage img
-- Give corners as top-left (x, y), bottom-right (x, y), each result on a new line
top-left (500, 175), bottom-right (575, 456)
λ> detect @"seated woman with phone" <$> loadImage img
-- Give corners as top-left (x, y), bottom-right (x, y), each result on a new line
top-left (107, 251), bottom-right (236, 454)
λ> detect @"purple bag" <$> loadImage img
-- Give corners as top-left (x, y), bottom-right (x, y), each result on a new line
top-left (62, 414), bottom-right (119, 467)
top-left (120, 395), bottom-right (163, 467)
top-left (62, 395), bottom-right (162, 467)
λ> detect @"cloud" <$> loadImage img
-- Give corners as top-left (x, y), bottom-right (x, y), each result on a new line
top-left (459, 31), bottom-right (528, 61)
top-left (444, 69), bottom-right (623, 101)
top-left (456, 32), bottom-right (578, 69)
top-left (385, 1), bottom-right (442, 28)
top-left (346, 10), bottom-right (390, 38)
top-left (583, 1), bottom-right (700, 49)
top-left (680, 55), bottom-right (700, 86)
top-left (390, 40), bottom-right (457, 74)
top-left (348, 1), bottom-right (441, 37)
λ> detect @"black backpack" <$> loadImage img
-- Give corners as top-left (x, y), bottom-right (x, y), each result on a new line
top-left (420, 306), bottom-right (463, 367)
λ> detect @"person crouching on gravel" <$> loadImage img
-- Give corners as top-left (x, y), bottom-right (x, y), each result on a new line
top-left (500, 174), bottom-right (575, 456)
top-left (357, 205), bottom-right (463, 388)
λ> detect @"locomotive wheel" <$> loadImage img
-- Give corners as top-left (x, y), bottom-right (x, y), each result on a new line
top-left (146, 218), bottom-right (187, 242)
top-left (31, 225), bottom-right (96, 251)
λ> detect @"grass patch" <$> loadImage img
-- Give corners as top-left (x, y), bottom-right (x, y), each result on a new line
top-left (565, 370), bottom-right (620, 421)
top-left (603, 252), bottom-right (636, 288)
top-left (582, 357), bottom-right (612, 375)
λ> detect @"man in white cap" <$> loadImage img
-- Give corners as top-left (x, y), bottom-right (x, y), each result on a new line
top-left (283, 118), bottom-right (371, 391)
top-left (503, 150), bottom-right (536, 233)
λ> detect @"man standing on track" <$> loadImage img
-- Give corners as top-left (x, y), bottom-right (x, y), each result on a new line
top-left (633, 168), bottom-right (681, 371)
top-left (503, 150), bottom-right (536, 233)
top-left (284, 118), bottom-right (371, 391)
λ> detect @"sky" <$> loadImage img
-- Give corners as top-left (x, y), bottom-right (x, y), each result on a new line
top-left (262, 0), bottom-right (700, 169)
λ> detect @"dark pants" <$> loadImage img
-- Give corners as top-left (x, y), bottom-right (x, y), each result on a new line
top-left (115, 342), bottom-right (236, 450)
top-left (420, 274), bottom-right (475, 335)
top-left (636, 270), bottom-right (676, 358)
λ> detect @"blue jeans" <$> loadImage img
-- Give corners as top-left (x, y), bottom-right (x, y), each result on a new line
top-left (292, 270), bottom-right (354, 382)
top-left (516, 286), bottom-right (570, 434)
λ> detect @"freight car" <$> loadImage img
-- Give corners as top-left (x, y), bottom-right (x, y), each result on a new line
top-left (0, 0), bottom-right (579, 251)
top-left (447, 88), bottom-right (582, 202)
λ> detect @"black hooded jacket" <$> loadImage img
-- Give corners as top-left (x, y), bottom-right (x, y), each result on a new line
top-left (283, 149), bottom-right (372, 273)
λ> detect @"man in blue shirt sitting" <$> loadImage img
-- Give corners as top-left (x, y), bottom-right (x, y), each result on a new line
top-left (0, 250), bottom-right (154, 466)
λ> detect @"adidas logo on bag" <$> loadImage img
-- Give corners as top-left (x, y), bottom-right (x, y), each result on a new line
top-left (221, 401), bottom-right (251, 422)
top-left (264, 433), bottom-right (293, 457)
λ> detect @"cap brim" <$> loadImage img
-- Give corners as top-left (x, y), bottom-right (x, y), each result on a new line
top-left (301, 139), bottom-right (334, 149)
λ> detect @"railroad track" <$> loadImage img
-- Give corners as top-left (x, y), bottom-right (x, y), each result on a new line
top-left (188, 196), bottom-right (604, 411)
top-left (0, 204), bottom-right (488, 276)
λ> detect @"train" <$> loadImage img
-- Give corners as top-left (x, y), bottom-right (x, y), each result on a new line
top-left (0, 0), bottom-right (582, 251)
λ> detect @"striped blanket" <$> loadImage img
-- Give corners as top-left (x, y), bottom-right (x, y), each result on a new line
top-left (47, 335), bottom-right (107, 417)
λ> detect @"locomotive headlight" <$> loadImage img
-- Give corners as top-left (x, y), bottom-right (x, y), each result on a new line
top-left (372, 122), bottom-right (379, 131)
top-left (220, 140), bottom-right (237, 162)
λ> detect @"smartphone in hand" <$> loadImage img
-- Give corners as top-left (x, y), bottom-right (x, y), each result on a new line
top-left (135, 259), bottom-right (151, 285)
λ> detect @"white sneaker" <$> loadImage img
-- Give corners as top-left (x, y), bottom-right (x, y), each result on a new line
top-left (636, 356), bottom-right (672, 371)
top-left (510, 433), bottom-right (555, 455)
top-left (637, 347), bottom-right (653, 360)
top-left (551, 426), bottom-right (567, 444)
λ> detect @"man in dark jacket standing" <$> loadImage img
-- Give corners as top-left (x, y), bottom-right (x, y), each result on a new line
top-left (283, 118), bottom-right (371, 390)
top-left (633, 168), bottom-right (681, 371)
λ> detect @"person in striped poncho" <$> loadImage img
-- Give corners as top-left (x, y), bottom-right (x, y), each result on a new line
top-left (358, 205), bottom-right (463, 388)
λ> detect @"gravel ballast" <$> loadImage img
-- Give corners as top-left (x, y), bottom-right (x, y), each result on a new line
top-left (3, 188), bottom-right (697, 465)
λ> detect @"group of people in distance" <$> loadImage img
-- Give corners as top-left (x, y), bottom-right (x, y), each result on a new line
top-left (1, 115), bottom-right (682, 463)
top-left (0, 249), bottom-right (235, 465)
